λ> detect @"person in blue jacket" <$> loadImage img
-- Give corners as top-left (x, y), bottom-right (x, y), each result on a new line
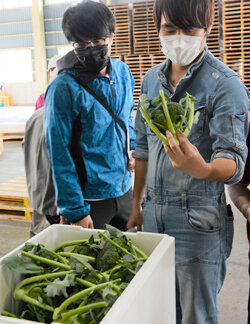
top-left (127, 0), bottom-right (249, 323)
top-left (44, 1), bottom-right (135, 230)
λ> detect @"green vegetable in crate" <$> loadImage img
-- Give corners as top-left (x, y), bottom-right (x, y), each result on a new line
top-left (1, 225), bottom-right (148, 324)
top-left (140, 89), bottom-right (197, 145)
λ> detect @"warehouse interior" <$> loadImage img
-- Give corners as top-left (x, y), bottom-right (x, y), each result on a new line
top-left (0, 0), bottom-right (249, 323)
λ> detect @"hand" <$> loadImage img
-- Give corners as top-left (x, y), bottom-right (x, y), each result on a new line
top-left (127, 203), bottom-right (142, 231)
top-left (73, 215), bottom-right (94, 229)
top-left (246, 207), bottom-right (250, 223)
top-left (163, 130), bottom-right (210, 179)
top-left (128, 151), bottom-right (135, 172)
top-left (60, 216), bottom-right (67, 224)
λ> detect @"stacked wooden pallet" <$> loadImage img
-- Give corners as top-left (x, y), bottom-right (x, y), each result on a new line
top-left (109, 3), bottom-right (131, 55)
top-left (124, 53), bottom-right (166, 106)
top-left (223, 0), bottom-right (250, 89)
top-left (0, 176), bottom-right (32, 221)
top-left (133, 1), bottom-right (160, 54)
top-left (207, 0), bottom-right (221, 59)
top-left (0, 137), bottom-right (3, 156)
top-left (124, 55), bottom-right (141, 106)
top-left (0, 125), bottom-right (25, 142)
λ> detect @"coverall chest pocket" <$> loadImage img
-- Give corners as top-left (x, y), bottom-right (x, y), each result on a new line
top-left (187, 105), bottom-right (206, 144)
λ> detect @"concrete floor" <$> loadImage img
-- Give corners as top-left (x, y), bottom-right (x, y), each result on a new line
top-left (0, 142), bottom-right (248, 323)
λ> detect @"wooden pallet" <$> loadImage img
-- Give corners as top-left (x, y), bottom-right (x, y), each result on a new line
top-left (0, 137), bottom-right (3, 155)
top-left (207, 0), bottom-right (221, 59)
top-left (133, 1), bottom-right (161, 54)
top-left (109, 3), bottom-right (132, 55)
top-left (223, 0), bottom-right (250, 89)
top-left (0, 125), bottom-right (25, 142)
top-left (0, 175), bottom-right (32, 221)
top-left (124, 53), bottom-right (166, 106)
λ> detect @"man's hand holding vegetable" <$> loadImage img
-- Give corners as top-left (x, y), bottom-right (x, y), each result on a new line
top-left (164, 129), bottom-right (236, 181)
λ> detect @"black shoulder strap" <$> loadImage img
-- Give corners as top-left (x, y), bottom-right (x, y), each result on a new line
top-left (62, 72), bottom-right (127, 135)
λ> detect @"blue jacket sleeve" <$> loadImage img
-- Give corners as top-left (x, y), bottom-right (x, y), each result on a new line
top-left (43, 79), bottom-right (90, 222)
top-left (127, 68), bottom-right (136, 150)
top-left (210, 75), bottom-right (249, 184)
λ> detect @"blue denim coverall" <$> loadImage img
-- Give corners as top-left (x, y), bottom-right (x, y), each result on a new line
top-left (133, 47), bottom-right (249, 324)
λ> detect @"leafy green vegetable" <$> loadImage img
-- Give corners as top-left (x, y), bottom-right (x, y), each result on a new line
top-left (2, 256), bottom-right (44, 274)
top-left (44, 274), bottom-right (76, 298)
top-left (2, 225), bottom-right (148, 323)
top-left (140, 90), bottom-right (197, 145)
top-left (96, 243), bottom-right (120, 272)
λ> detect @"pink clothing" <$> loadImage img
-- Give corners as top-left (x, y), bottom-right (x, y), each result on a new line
top-left (35, 93), bottom-right (45, 111)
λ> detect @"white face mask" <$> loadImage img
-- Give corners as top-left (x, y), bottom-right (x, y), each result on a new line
top-left (160, 34), bottom-right (204, 66)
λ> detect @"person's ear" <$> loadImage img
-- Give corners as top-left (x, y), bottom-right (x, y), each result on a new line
top-left (110, 32), bottom-right (115, 45)
top-left (206, 14), bottom-right (214, 36)
top-left (206, 24), bottom-right (213, 36)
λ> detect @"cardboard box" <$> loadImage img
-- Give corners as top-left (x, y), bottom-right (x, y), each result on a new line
top-left (0, 225), bottom-right (175, 324)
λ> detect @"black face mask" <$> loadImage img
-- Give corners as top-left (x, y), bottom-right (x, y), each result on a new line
top-left (74, 45), bottom-right (110, 75)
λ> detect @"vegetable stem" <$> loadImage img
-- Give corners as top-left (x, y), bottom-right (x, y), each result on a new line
top-left (160, 90), bottom-right (179, 143)
top-left (21, 251), bottom-right (71, 270)
top-left (58, 251), bottom-right (95, 263)
top-left (14, 270), bottom-right (73, 292)
top-left (178, 93), bottom-right (189, 131)
top-left (42, 247), bottom-right (69, 265)
top-left (76, 277), bottom-right (95, 288)
top-left (98, 231), bottom-right (137, 259)
top-left (54, 239), bottom-right (100, 252)
top-left (183, 96), bottom-right (194, 137)
top-left (53, 280), bottom-right (120, 321)
top-left (140, 107), bottom-right (169, 145)
top-left (58, 301), bottom-right (108, 322)
top-left (1, 310), bottom-right (19, 318)
top-left (15, 288), bottom-right (54, 312)
top-left (130, 243), bottom-right (148, 259)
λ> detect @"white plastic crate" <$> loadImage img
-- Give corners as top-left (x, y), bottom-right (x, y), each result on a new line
top-left (0, 224), bottom-right (175, 324)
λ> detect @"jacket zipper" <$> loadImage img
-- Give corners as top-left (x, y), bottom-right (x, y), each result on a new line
top-left (109, 77), bottom-right (126, 193)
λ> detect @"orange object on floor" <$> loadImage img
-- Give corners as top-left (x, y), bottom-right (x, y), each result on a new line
top-left (9, 96), bottom-right (13, 106)
top-left (3, 96), bottom-right (13, 107)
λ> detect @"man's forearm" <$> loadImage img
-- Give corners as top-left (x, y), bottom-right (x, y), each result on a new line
top-left (133, 159), bottom-right (148, 205)
top-left (204, 158), bottom-right (237, 181)
top-left (227, 183), bottom-right (250, 221)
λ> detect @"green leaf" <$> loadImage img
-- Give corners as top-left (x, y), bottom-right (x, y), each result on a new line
top-left (2, 256), bottom-right (44, 274)
top-left (135, 261), bottom-right (144, 273)
top-left (140, 93), bottom-right (150, 111)
top-left (69, 258), bottom-right (85, 274)
top-left (104, 224), bottom-right (124, 238)
top-left (44, 276), bottom-right (72, 298)
top-left (193, 111), bottom-right (200, 125)
top-left (122, 254), bottom-right (134, 262)
top-left (23, 242), bottom-right (36, 252)
top-left (88, 235), bottom-right (95, 245)
top-left (102, 286), bottom-right (111, 299)
top-left (20, 309), bottom-right (37, 321)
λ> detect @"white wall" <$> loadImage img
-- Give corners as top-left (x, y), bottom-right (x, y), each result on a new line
top-left (4, 82), bottom-right (39, 106)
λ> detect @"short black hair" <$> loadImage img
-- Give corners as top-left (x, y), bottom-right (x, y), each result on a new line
top-left (62, 0), bottom-right (115, 42)
top-left (154, 0), bottom-right (214, 32)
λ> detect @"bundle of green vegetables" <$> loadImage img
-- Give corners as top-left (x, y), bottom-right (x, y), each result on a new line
top-left (1, 225), bottom-right (148, 324)
top-left (140, 89), bottom-right (197, 145)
